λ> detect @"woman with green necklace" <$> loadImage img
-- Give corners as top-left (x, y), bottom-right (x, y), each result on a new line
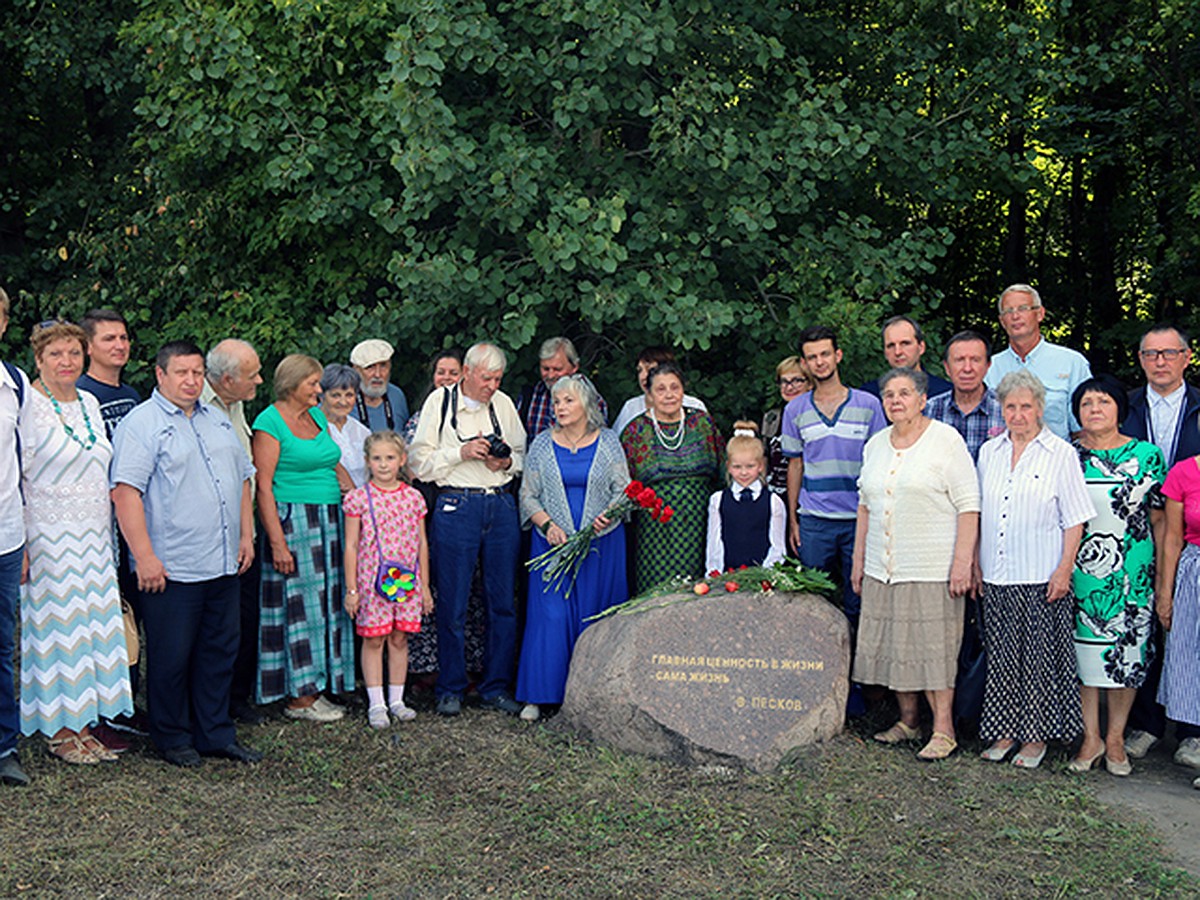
top-left (20, 321), bottom-right (133, 764)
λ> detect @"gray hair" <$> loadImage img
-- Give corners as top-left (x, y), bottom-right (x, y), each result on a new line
top-left (464, 342), bottom-right (507, 374)
top-left (551, 375), bottom-right (605, 432)
top-left (320, 363), bottom-right (361, 393)
top-left (539, 336), bottom-right (579, 366)
top-left (878, 366), bottom-right (928, 397)
top-left (997, 283), bottom-right (1042, 314)
top-left (1139, 325), bottom-right (1189, 352)
top-left (206, 339), bottom-right (256, 384)
top-left (995, 368), bottom-right (1046, 413)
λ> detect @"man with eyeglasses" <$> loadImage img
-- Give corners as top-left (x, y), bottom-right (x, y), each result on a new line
top-left (1121, 324), bottom-right (1200, 766)
top-left (983, 284), bottom-right (1092, 439)
top-left (410, 342), bottom-right (526, 718)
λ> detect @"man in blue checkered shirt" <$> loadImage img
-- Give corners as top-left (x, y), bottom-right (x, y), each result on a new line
top-left (923, 329), bottom-right (1005, 462)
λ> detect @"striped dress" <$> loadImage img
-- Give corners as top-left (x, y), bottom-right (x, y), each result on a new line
top-left (19, 389), bottom-right (132, 736)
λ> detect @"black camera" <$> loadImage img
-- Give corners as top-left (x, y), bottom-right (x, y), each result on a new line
top-left (484, 433), bottom-right (512, 459)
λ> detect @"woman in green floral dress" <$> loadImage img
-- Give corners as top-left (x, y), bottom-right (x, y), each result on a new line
top-left (1069, 376), bottom-right (1166, 775)
top-left (620, 362), bottom-right (723, 593)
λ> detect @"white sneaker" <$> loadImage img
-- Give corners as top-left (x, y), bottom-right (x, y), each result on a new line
top-left (1125, 729), bottom-right (1159, 759)
top-left (284, 702), bottom-right (343, 723)
top-left (1193, 776), bottom-right (1200, 790)
top-left (312, 695), bottom-right (345, 716)
top-left (1174, 737), bottom-right (1200, 769)
top-left (519, 703), bottom-right (540, 722)
top-left (367, 705), bottom-right (391, 729)
top-left (389, 702), bottom-right (417, 722)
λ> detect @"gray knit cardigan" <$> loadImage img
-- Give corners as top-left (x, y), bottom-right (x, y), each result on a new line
top-left (519, 428), bottom-right (631, 537)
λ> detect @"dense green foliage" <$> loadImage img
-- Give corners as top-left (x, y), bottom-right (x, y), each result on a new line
top-left (3, 0), bottom-right (1198, 423)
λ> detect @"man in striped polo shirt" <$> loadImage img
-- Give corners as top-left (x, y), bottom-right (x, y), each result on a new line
top-left (782, 325), bottom-right (887, 649)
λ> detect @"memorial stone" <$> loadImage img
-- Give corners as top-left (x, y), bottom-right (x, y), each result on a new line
top-left (560, 591), bottom-right (850, 772)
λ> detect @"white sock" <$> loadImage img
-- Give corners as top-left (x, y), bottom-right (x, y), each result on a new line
top-left (367, 686), bottom-right (385, 709)
top-left (388, 684), bottom-right (407, 708)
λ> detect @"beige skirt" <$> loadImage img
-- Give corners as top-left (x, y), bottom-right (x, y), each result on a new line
top-left (853, 576), bottom-right (962, 692)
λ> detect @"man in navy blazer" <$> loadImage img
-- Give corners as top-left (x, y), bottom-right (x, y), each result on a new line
top-left (1124, 325), bottom-right (1200, 465)
top-left (1122, 324), bottom-right (1200, 766)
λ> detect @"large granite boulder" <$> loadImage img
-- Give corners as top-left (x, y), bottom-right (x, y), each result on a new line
top-left (560, 590), bottom-right (850, 772)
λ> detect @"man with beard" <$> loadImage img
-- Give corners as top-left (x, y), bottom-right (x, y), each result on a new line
top-left (350, 339), bottom-right (410, 433)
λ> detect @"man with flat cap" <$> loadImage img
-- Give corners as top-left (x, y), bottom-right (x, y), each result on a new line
top-left (350, 338), bottom-right (410, 433)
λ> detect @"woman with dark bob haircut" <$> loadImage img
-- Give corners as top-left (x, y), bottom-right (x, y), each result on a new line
top-left (1067, 375), bottom-right (1166, 775)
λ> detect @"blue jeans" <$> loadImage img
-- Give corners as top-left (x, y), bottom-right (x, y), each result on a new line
top-left (140, 576), bottom-right (239, 753)
top-left (798, 514), bottom-right (860, 626)
top-left (0, 546), bottom-right (21, 758)
top-left (432, 491), bottom-right (519, 699)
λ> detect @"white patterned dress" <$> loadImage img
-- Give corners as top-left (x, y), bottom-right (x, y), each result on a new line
top-left (19, 388), bottom-right (132, 736)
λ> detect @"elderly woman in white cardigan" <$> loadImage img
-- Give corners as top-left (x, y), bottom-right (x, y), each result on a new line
top-left (516, 375), bottom-right (631, 721)
top-left (851, 367), bottom-right (980, 761)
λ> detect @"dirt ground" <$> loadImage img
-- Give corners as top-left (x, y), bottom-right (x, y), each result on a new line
top-left (1091, 737), bottom-right (1200, 877)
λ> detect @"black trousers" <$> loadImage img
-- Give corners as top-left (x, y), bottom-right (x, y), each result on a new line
top-left (140, 576), bottom-right (239, 753)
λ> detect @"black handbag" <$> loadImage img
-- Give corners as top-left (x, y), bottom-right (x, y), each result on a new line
top-left (953, 594), bottom-right (987, 723)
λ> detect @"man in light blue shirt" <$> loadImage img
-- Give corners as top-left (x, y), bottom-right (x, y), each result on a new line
top-left (111, 341), bottom-right (260, 768)
top-left (984, 284), bottom-right (1092, 440)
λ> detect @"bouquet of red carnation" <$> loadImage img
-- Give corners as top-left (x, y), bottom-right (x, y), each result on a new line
top-left (527, 480), bottom-right (674, 598)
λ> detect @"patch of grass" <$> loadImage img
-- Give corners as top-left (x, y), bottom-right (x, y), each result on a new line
top-left (0, 710), bottom-right (1195, 898)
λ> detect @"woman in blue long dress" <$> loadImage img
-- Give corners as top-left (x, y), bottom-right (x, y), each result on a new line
top-left (517, 375), bottom-right (630, 721)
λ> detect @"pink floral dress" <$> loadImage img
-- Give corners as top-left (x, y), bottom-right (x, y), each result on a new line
top-left (343, 482), bottom-right (427, 637)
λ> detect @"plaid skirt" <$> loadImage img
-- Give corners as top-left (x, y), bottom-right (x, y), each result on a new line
top-left (257, 503), bottom-right (356, 703)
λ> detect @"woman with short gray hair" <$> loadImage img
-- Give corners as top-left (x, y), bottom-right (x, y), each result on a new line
top-left (975, 369), bottom-right (1094, 769)
top-left (516, 375), bottom-right (630, 721)
top-left (321, 363), bottom-right (371, 489)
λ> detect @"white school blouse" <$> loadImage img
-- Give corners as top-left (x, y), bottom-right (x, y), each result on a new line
top-left (977, 427), bottom-right (1094, 585)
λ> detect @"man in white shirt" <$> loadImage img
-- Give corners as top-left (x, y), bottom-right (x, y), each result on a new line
top-left (202, 339), bottom-right (265, 725)
top-left (0, 287), bottom-right (31, 786)
top-left (984, 284), bottom-right (1092, 440)
top-left (410, 342), bottom-right (526, 718)
top-left (1121, 324), bottom-right (1200, 764)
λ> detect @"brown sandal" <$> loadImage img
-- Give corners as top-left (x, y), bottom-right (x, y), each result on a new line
top-left (80, 734), bottom-right (120, 762)
top-left (47, 736), bottom-right (99, 765)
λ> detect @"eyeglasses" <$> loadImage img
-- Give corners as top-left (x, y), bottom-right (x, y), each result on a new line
top-left (1139, 348), bottom-right (1187, 362)
top-left (778, 376), bottom-right (810, 389)
top-left (999, 304), bottom-right (1037, 318)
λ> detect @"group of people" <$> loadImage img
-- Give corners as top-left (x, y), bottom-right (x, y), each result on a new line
top-left (772, 286), bottom-right (1200, 785)
top-left (1, 280), bottom-right (1198, 795)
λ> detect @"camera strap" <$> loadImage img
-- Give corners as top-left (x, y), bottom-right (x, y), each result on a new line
top-left (447, 385), bottom-right (502, 440)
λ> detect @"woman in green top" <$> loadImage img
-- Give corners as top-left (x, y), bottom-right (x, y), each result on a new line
top-left (254, 354), bottom-right (355, 722)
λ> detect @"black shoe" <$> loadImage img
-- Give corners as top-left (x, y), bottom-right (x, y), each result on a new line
top-left (0, 755), bottom-right (30, 786)
top-left (201, 742), bottom-right (263, 764)
top-left (107, 711), bottom-right (151, 736)
top-left (436, 695), bottom-right (462, 717)
top-left (162, 746), bottom-right (204, 768)
top-left (479, 692), bottom-right (522, 716)
top-left (231, 702), bottom-right (266, 725)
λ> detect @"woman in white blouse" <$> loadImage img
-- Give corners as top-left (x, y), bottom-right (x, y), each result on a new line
top-left (976, 369), bottom-right (1095, 769)
top-left (851, 368), bottom-right (980, 761)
